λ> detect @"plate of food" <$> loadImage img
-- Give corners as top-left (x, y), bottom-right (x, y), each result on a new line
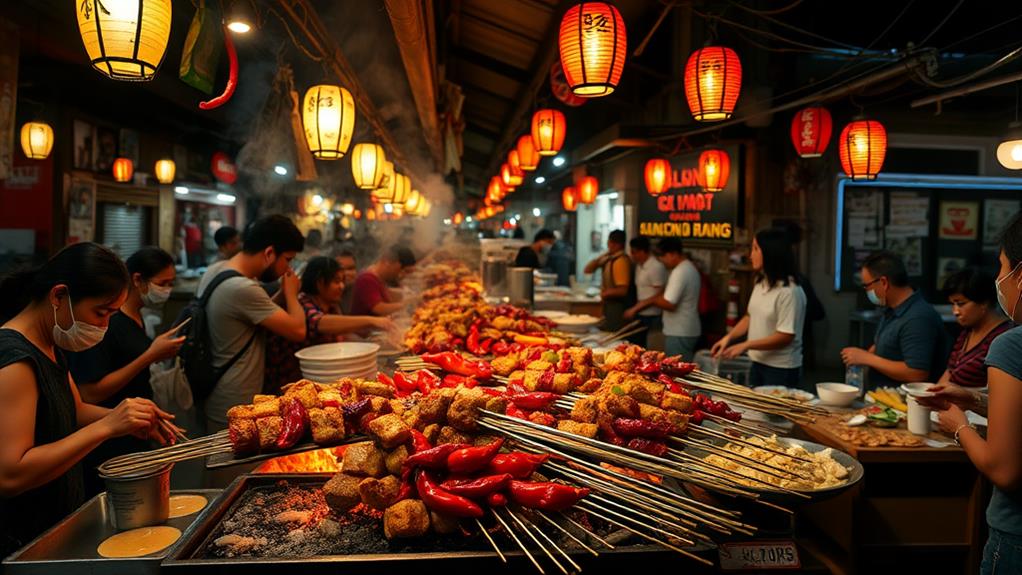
top-left (532, 310), bottom-right (568, 320)
top-left (752, 385), bottom-right (815, 403)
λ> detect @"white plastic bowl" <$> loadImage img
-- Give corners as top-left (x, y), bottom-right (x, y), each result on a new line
top-left (554, 314), bottom-right (601, 333)
top-left (816, 382), bottom-right (859, 407)
top-left (295, 342), bottom-right (379, 362)
top-left (900, 382), bottom-right (935, 398)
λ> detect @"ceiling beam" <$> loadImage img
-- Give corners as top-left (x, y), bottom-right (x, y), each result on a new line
top-left (450, 45), bottom-right (531, 83)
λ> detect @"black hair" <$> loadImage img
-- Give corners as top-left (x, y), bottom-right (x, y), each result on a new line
top-left (942, 267), bottom-right (997, 306)
top-left (862, 250), bottom-right (909, 287)
top-left (999, 211), bottom-right (1022, 267)
top-left (333, 248), bottom-right (356, 262)
top-left (306, 229), bottom-right (323, 249)
top-left (655, 237), bottom-right (683, 256)
top-left (213, 226), bottom-right (239, 248)
top-left (125, 246), bottom-right (174, 282)
top-left (242, 214), bottom-right (305, 256)
top-left (630, 237), bottom-right (651, 252)
top-left (755, 228), bottom-right (798, 287)
top-left (301, 256), bottom-right (341, 295)
top-left (773, 219), bottom-right (803, 244)
top-left (534, 229), bottom-right (555, 243)
top-left (608, 230), bottom-right (626, 246)
top-left (0, 242), bottom-right (129, 322)
top-left (383, 245), bottom-right (417, 268)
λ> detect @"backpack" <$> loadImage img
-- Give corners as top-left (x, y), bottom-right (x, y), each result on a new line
top-left (174, 270), bottom-right (256, 401)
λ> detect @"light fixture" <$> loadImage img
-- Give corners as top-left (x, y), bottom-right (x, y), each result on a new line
top-left (552, 156), bottom-right (567, 167)
top-left (516, 134), bottom-right (540, 171)
top-left (217, 193), bottom-right (237, 203)
top-left (562, 186), bottom-right (578, 212)
top-left (997, 123), bottom-right (1022, 170)
top-left (19, 122), bottom-right (53, 159)
top-left (384, 203), bottom-right (394, 214)
top-left (76, 0), bottom-right (172, 81)
top-left (302, 84), bottom-right (356, 159)
top-left (531, 109), bottom-right (566, 156)
top-left (405, 190), bottom-right (422, 213)
top-left (644, 158), bottom-right (671, 197)
top-left (274, 164), bottom-right (289, 176)
top-left (353, 209), bottom-right (362, 220)
top-left (225, 0), bottom-right (256, 34)
top-left (684, 46), bottom-right (742, 122)
top-left (577, 175), bottom-right (598, 204)
top-left (839, 119), bottom-right (887, 180)
top-left (558, 1), bottom-right (627, 97)
top-left (790, 107), bottom-right (833, 158)
top-left (351, 142), bottom-right (387, 189)
top-left (112, 158), bottom-right (134, 182)
top-left (391, 173), bottom-right (411, 206)
top-left (532, 207), bottom-right (542, 218)
top-left (515, 213), bottom-right (522, 220)
top-left (466, 216), bottom-right (474, 223)
top-left (535, 176), bottom-right (547, 184)
top-left (606, 192), bottom-right (619, 200)
top-left (699, 149), bottom-right (730, 192)
top-left (453, 212), bottom-right (465, 225)
top-left (174, 186), bottom-right (189, 195)
top-left (154, 159), bottom-right (176, 184)
top-left (312, 194), bottom-right (324, 206)
top-left (340, 202), bottom-right (355, 215)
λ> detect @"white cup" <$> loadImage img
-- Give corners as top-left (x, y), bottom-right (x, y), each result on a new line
top-left (907, 396), bottom-right (931, 436)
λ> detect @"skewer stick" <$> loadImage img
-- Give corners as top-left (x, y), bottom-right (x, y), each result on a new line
top-left (671, 436), bottom-right (810, 481)
top-left (688, 426), bottom-right (815, 463)
top-left (474, 518), bottom-right (507, 563)
top-left (597, 326), bottom-right (648, 347)
top-left (513, 510), bottom-right (582, 572)
top-left (557, 511), bottom-right (615, 549)
top-left (492, 508), bottom-right (545, 575)
top-left (595, 320), bottom-right (641, 346)
top-left (577, 504), bottom-right (713, 567)
top-left (699, 413), bottom-right (774, 437)
top-left (536, 511), bottom-right (600, 556)
top-left (503, 507), bottom-right (568, 575)
top-left (578, 500), bottom-right (695, 546)
top-left (588, 494), bottom-right (697, 542)
top-left (101, 440), bottom-right (233, 471)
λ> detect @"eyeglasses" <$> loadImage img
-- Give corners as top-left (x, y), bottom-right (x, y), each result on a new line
top-left (860, 278), bottom-right (882, 290)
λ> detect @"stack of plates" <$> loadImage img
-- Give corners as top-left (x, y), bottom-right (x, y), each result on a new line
top-left (294, 342), bottom-right (380, 382)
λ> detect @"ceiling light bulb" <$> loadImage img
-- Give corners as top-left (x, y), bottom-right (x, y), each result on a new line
top-left (552, 156), bottom-right (566, 167)
top-left (227, 21), bottom-right (251, 34)
top-left (217, 193), bottom-right (236, 203)
top-left (312, 194), bottom-right (324, 206)
top-left (174, 186), bottom-right (188, 194)
top-left (535, 176), bottom-right (546, 184)
top-left (532, 208), bottom-right (542, 217)
top-left (274, 164), bottom-right (288, 175)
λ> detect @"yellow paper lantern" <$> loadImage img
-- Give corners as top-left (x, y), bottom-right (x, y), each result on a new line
top-left (303, 84), bottom-right (356, 159)
top-left (20, 122), bottom-right (53, 160)
top-left (405, 190), bottom-right (422, 213)
top-left (392, 173), bottom-right (411, 206)
top-left (76, 0), bottom-right (172, 81)
top-left (112, 158), bottom-right (134, 182)
top-left (351, 143), bottom-right (387, 189)
top-left (154, 159), bottom-right (176, 184)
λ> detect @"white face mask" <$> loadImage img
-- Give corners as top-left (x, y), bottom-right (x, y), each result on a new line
top-left (996, 262), bottom-right (1022, 320)
top-left (52, 298), bottom-right (107, 352)
top-left (142, 283), bottom-right (172, 307)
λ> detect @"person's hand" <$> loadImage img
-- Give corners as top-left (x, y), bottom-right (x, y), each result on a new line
top-left (936, 403), bottom-right (970, 435)
top-left (372, 317), bottom-right (398, 333)
top-left (710, 336), bottom-right (731, 358)
top-left (146, 328), bottom-right (186, 363)
top-left (720, 342), bottom-right (747, 360)
top-left (281, 268), bottom-right (300, 299)
top-left (918, 383), bottom-right (977, 411)
top-left (623, 307), bottom-right (638, 321)
top-left (840, 347), bottom-right (871, 366)
top-left (101, 398), bottom-right (170, 440)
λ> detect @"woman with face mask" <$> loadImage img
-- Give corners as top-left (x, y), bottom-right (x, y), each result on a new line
top-left (66, 246), bottom-right (186, 496)
top-left (0, 242), bottom-right (176, 556)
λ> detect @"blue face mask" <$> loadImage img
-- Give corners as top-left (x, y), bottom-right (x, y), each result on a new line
top-left (867, 289), bottom-right (882, 306)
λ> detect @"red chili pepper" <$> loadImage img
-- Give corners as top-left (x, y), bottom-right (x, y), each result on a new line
top-left (491, 341), bottom-right (511, 356)
top-left (440, 473), bottom-right (512, 499)
top-left (408, 429), bottom-right (432, 454)
top-left (378, 373), bottom-right (395, 388)
top-left (357, 411), bottom-right (381, 432)
top-left (393, 372), bottom-right (418, 394)
top-left (506, 404), bottom-right (528, 420)
top-left (403, 442), bottom-right (468, 471)
top-left (597, 418), bottom-right (627, 446)
top-left (691, 410), bottom-right (705, 425)
top-left (507, 480), bottom-right (589, 512)
top-left (487, 492), bottom-right (507, 507)
top-left (510, 392), bottom-right (559, 411)
top-left (479, 387), bottom-right (501, 397)
top-left (394, 468), bottom-right (415, 503)
top-left (199, 25), bottom-right (238, 110)
top-left (274, 397), bottom-right (308, 450)
top-left (627, 438), bottom-right (670, 457)
top-left (723, 409), bottom-right (743, 422)
top-left (657, 374), bottom-right (686, 395)
top-left (446, 438), bottom-right (504, 474)
top-left (486, 452), bottom-right (550, 479)
top-left (421, 352), bottom-right (494, 379)
top-left (467, 326), bottom-right (483, 355)
top-left (416, 470), bottom-right (484, 518)
top-left (556, 355), bottom-right (572, 373)
top-left (416, 370), bottom-right (441, 394)
top-left (536, 371), bottom-right (555, 392)
top-left (480, 338), bottom-right (494, 353)
top-left (525, 348), bottom-right (544, 362)
top-left (661, 358), bottom-right (698, 378)
top-left (507, 380), bottom-right (527, 396)
top-left (321, 399), bottom-right (341, 408)
top-left (528, 411), bottom-right (556, 427)
top-left (612, 417), bottom-right (675, 439)
top-left (451, 337), bottom-right (465, 348)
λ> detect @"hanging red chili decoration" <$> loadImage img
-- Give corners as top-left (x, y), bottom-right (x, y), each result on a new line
top-left (790, 107), bottom-right (833, 158)
top-left (199, 25), bottom-right (238, 110)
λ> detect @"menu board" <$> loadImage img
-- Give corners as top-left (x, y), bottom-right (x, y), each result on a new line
top-left (637, 144), bottom-right (743, 248)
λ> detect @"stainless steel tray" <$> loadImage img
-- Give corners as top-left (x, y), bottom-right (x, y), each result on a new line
top-left (205, 436), bottom-right (367, 470)
top-left (2, 489), bottom-right (221, 575)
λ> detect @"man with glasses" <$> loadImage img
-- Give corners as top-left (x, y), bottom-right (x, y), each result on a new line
top-left (840, 251), bottom-right (950, 389)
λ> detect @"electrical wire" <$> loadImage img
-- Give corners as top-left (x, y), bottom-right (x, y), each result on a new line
top-left (912, 45), bottom-right (1022, 89)
top-left (937, 13), bottom-right (1022, 53)
top-left (732, 0), bottom-right (805, 16)
top-left (725, 0), bottom-right (863, 52)
top-left (267, 5), bottom-right (324, 62)
top-left (693, 11), bottom-right (850, 55)
top-left (918, 0), bottom-right (965, 47)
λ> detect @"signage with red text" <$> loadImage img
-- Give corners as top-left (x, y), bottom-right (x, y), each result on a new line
top-left (211, 151), bottom-right (238, 184)
top-left (637, 144), bottom-right (741, 247)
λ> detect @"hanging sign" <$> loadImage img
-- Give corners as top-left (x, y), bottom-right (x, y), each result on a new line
top-left (211, 151), bottom-right (237, 184)
top-left (637, 144), bottom-right (742, 247)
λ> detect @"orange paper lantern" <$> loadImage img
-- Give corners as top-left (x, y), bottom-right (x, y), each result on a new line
top-left (488, 176), bottom-right (505, 203)
top-left (353, 209), bottom-right (362, 220)
top-left (699, 149), bottom-right (730, 192)
top-left (558, 2), bottom-right (627, 97)
top-left (644, 158), bottom-right (671, 197)
top-left (112, 157), bottom-right (134, 182)
top-left (453, 211), bottom-right (465, 225)
top-left (790, 107), bottom-right (833, 158)
top-left (684, 46), bottom-right (742, 122)
top-left (839, 119), bottom-right (887, 180)
top-left (562, 186), bottom-right (579, 212)
top-left (500, 163), bottom-right (523, 188)
top-left (516, 135), bottom-right (540, 171)
top-left (577, 175), bottom-right (598, 204)
top-left (531, 109), bottom-right (566, 156)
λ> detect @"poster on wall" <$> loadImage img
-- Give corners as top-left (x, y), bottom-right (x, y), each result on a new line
top-left (636, 144), bottom-right (741, 248)
top-left (937, 257), bottom-right (968, 290)
top-left (984, 199), bottom-right (1021, 246)
top-left (67, 178), bottom-right (95, 244)
top-left (885, 236), bottom-right (923, 277)
top-left (94, 127), bottom-right (117, 172)
top-left (939, 201), bottom-right (978, 240)
top-left (73, 120), bottom-right (95, 170)
top-left (0, 20), bottom-right (19, 181)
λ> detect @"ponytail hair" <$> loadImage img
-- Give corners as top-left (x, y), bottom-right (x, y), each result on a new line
top-left (0, 242), bottom-right (129, 322)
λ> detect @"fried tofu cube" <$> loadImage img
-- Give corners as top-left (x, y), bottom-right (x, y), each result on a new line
top-left (571, 397), bottom-right (599, 423)
top-left (473, 434), bottom-right (501, 447)
top-left (419, 388), bottom-right (456, 425)
top-left (430, 512), bottom-right (460, 535)
top-left (485, 396), bottom-right (508, 414)
top-left (342, 441), bottom-right (387, 478)
top-left (355, 380), bottom-right (395, 399)
top-left (437, 425), bottom-right (472, 445)
top-left (422, 423), bottom-right (441, 444)
top-left (574, 365), bottom-right (592, 383)
top-left (287, 383), bottom-right (322, 410)
top-left (227, 404), bottom-right (256, 420)
top-left (557, 419), bottom-right (599, 438)
top-left (367, 413), bottom-right (411, 449)
top-left (579, 378), bottom-right (603, 393)
top-left (253, 395), bottom-right (275, 404)
top-left (661, 392), bottom-right (692, 413)
top-left (446, 387), bottom-right (488, 431)
top-left (384, 499), bottom-right (431, 539)
top-left (522, 371), bottom-right (545, 392)
top-left (603, 372), bottom-right (628, 387)
top-left (369, 396), bottom-right (392, 413)
top-left (385, 445), bottom-right (409, 476)
top-left (317, 389), bottom-right (344, 406)
top-left (628, 379), bottom-right (665, 406)
top-left (490, 356), bottom-right (519, 377)
top-left (358, 475), bottom-right (401, 510)
top-left (490, 316), bottom-right (515, 330)
top-left (228, 418), bottom-right (259, 455)
top-left (323, 473), bottom-right (362, 513)
top-left (256, 416), bottom-right (283, 451)
top-left (551, 373), bottom-right (577, 395)
top-left (388, 399), bottom-right (407, 416)
top-left (598, 393), bottom-right (640, 418)
top-left (638, 404), bottom-right (686, 434)
top-left (401, 405), bottom-right (422, 430)
top-left (509, 370), bottom-right (526, 383)
top-left (664, 410), bottom-right (689, 432)
top-left (308, 407), bottom-right (346, 445)
top-left (251, 399), bottom-right (281, 418)
top-left (526, 360), bottom-right (554, 372)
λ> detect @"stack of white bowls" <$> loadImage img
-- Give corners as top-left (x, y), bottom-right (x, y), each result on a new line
top-left (294, 342), bottom-right (380, 382)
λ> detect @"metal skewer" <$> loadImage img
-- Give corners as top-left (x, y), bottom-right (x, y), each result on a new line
top-left (576, 504), bottom-right (713, 567)
top-left (557, 511), bottom-right (615, 549)
top-left (510, 509), bottom-right (578, 574)
top-left (491, 508), bottom-right (545, 575)
top-left (475, 518), bottom-right (507, 563)
top-left (536, 511), bottom-right (600, 556)
top-left (688, 425), bottom-right (816, 463)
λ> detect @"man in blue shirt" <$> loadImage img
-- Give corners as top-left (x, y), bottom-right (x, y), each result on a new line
top-left (841, 251), bottom-right (950, 388)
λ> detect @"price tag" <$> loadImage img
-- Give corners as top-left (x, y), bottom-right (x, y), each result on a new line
top-left (718, 540), bottom-right (801, 571)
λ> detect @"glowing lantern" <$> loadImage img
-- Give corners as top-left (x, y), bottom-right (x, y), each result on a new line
top-left (112, 158), bottom-right (134, 182)
top-left (531, 109), bottom-right (566, 156)
top-left (838, 119), bottom-right (887, 180)
top-left (302, 84), bottom-right (356, 159)
top-left (790, 107), bottom-right (833, 158)
top-left (577, 176), bottom-right (598, 204)
top-left (997, 124), bottom-right (1022, 170)
top-left (453, 212), bottom-right (464, 225)
top-left (391, 173), bottom-right (412, 206)
top-left (20, 122), bottom-right (53, 159)
top-left (562, 186), bottom-right (579, 212)
top-left (76, 0), bottom-right (172, 81)
top-left (684, 46), bottom-right (742, 122)
top-left (366, 208), bottom-right (377, 221)
top-left (699, 149), bottom-right (730, 192)
top-left (485, 206), bottom-right (497, 218)
top-left (644, 158), bottom-right (671, 197)
top-left (351, 143), bottom-right (387, 189)
top-left (405, 190), bottom-right (422, 213)
top-left (558, 2), bottom-right (627, 97)
top-left (353, 209), bottom-right (363, 220)
top-left (372, 169), bottom-right (396, 204)
top-left (154, 159), bottom-right (175, 184)
top-left (508, 149), bottom-right (524, 174)
top-left (516, 135), bottom-right (540, 171)
top-left (501, 163), bottom-right (523, 188)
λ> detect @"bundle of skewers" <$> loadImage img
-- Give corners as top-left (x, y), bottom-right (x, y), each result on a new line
top-left (99, 430), bottom-right (233, 477)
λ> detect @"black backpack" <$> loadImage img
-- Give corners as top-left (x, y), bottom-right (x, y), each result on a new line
top-left (174, 270), bottom-right (256, 400)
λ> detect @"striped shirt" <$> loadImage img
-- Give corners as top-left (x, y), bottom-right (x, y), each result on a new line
top-left (947, 320), bottom-right (1013, 387)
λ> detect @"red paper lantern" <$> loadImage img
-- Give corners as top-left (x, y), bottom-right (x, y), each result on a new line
top-left (549, 61), bottom-right (587, 107)
top-left (531, 109), bottom-right (566, 156)
top-left (577, 175), bottom-right (599, 204)
top-left (488, 176), bottom-right (505, 203)
top-left (790, 107), bottom-right (833, 158)
top-left (508, 149), bottom-right (528, 177)
top-left (684, 46), bottom-right (742, 122)
top-left (516, 135), bottom-right (541, 171)
top-left (839, 119), bottom-right (887, 180)
top-left (644, 158), bottom-right (671, 197)
top-left (699, 149), bottom-right (730, 192)
top-left (453, 211), bottom-right (465, 225)
top-left (500, 162), bottom-right (522, 187)
top-left (112, 157), bottom-right (134, 182)
top-left (562, 186), bottom-right (579, 212)
top-left (558, 2), bottom-right (627, 97)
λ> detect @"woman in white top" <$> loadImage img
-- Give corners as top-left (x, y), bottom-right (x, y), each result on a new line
top-left (710, 228), bottom-right (807, 389)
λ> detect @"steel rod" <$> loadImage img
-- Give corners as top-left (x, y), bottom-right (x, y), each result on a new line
top-left (492, 508), bottom-right (545, 574)
top-left (558, 511), bottom-right (615, 549)
top-left (577, 504), bottom-right (714, 567)
top-left (536, 511), bottom-right (600, 557)
top-left (504, 507), bottom-right (569, 575)
top-left (514, 510), bottom-right (582, 572)
top-left (475, 518), bottom-right (507, 563)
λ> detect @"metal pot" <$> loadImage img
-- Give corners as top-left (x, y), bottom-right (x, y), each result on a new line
top-left (481, 257), bottom-right (508, 297)
top-left (100, 463), bottom-right (172, 530)
top-left (508, 267), bottom-right (534, 309)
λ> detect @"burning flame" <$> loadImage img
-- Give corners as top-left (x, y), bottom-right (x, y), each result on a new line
top-left (256, 448), bottom-right (342, 473)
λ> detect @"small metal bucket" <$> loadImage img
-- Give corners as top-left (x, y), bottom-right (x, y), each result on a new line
top-left (100, 463), bottom-right (172, 530)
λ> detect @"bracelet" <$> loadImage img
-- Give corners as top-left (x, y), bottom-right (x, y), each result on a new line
top-left (953, 423), bottom-right (976, 446)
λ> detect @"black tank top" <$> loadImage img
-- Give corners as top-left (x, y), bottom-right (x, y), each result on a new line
top-left (0, 329), bottom-right (84, 556)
